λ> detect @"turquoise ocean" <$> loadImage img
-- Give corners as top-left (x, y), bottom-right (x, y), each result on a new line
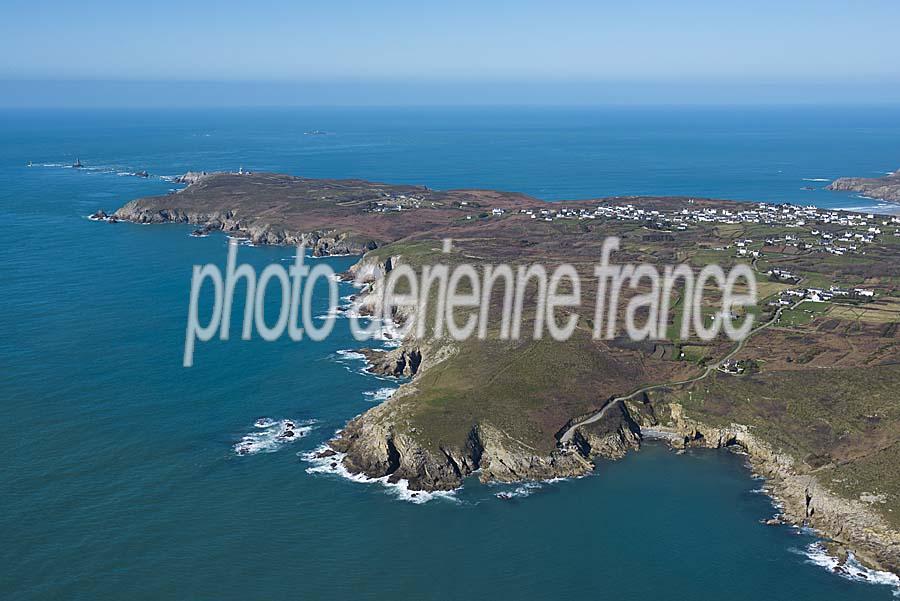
top-left (3, 106), bottom-right (900, 600)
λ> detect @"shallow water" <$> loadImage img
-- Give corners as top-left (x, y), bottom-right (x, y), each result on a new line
top-left (3, 107), bottom-right (900, 599)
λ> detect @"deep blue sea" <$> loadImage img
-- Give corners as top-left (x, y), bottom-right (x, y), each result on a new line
top-left (3, 106), bottom-right (900, 600)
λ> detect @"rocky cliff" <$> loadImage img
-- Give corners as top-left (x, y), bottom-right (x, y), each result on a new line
top-left (325, 252), bottom-right (640, 490)
top-left (329, 395), bottom-right (598, 491)
top-left (105, 171), bottom-right (900, 578)
top-left (645, 403), bottom-right (900, 575)
top-left (113, 200), bottom-right (375, 255)
top-left (827, 169), bottom-right (900, 203)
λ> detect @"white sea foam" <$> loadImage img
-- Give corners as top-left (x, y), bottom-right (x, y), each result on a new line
top-left (641, 427), bottom-right (681, 441)
top-left (494, 481), bottom-right (543, 499)
top-left (301, 444), bottom-right (458, 504)
top-left (375, 328), bottom-right (402, 348)
top-left (225, 235), bottom-right (255, 247)
top-left (335, 349), bottom-right (367, 361)
top-left (316, 295), bottom-right (365, 320)
top-left (364, 387), bottom-right (397, 402)
top-left (334, 349), bottom-right (382, 377)
top-left (338, 349), bottom-right (401, 380)
top-left (316, 306), bottom-right (347, 320)
top-left (308, 253), bottom-right (354, 260)
top-left (802, 178), bottom-right (830, 182)
top-left (796, 542), bottom-right (900, 593)
top-left (233, 418), bottom-right (315, 456)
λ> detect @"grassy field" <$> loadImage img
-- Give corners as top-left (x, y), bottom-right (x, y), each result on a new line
top-left (828, 298), bottom-right (900, 324)
top-left (777, 301), bottom-right (830, 327)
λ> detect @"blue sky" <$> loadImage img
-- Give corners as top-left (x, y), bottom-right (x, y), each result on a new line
top-left (3, 0), bottom-right (899, 106)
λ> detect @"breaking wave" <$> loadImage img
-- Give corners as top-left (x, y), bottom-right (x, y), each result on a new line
top-left (494, 481), bottom-right (543, 500)
top-left (794, 542), bottom-right (900, 594)
top-left (233, 418), bottom-right (315, 456)
top-left (364, 387), bottom-right (397, 402)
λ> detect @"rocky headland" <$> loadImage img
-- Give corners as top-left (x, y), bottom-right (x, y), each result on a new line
top-left (828, 169), bottom-right (900, 203)
top-left (107, 170), bottom-right (900, 576)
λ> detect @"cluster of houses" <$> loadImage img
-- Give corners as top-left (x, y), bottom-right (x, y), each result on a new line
top-left (515, 207), bottom-right (580, 222)
top-left (535, 201), bottom-right (898, 258)
top-left (770, 285), bottom-right (876, 307)
top-left (365, 192), bottom-right (425, 213)
top-left (718, 359), bottom-right (757, 375)
top-left (769, 268), bottom-right (801, 284)
top-left (365, 195), bottom-right (900, 251)
top-left (510, 199), bottom-right (895, 234)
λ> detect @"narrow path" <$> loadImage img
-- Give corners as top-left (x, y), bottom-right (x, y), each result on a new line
top-left (558, 298), bottom-right (800, 445)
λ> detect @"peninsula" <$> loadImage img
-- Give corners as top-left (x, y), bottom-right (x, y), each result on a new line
top-left (828, 169), bottom-right (900, 203)
top-left (110, 171), bottom-right (900, 575)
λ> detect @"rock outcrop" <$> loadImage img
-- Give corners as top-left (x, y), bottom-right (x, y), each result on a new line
top-left (360, 347), bottom-right (422, 377)
top-left (173, 171), bottom-right (214, 185)
top-left (330, 398), bottom-right (594, 491)
top-left (570, 401), bottom-right (642, 460)
top-left (100, 170), bottom-right (900, 580)
top-left (112, 201), bottom-right (375, 255)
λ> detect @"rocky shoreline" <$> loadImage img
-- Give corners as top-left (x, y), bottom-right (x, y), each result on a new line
top-left (642, 404), bottom-right (900, 576)
top-left (102, 171), bottom-right (900, 579)
top-left (109, 172), bottom-right (380, 255)
top-left (326, 253), bottom-right (900, 576)
top-left (828, 169), bottom-right (900, 204)
top-left (113, 199), bottom-right (375, 255)
top-left (325, 367), bottom-right (900, 577)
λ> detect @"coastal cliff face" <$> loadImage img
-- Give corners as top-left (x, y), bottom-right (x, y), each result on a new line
top-left (647, 403), bottom-right (900, 575)
top-left (329, 396), bottom-right (598, 491)
top-left (328, 252), bottom-right (614, 490)
top-left (570, 401), bottom-right (643, 460)
top-left (106, 171), bottom-right (900, 578)
top-left (827, 169), bottom-right (900, 203)
top-left (113, 201), bottom-right (375, 255)
top-left (323, 249), bottom-right (900, 577)
top-left (331, 291), bottom-right (900, 575)
top-left (329, 397), bottom-right (647, 491)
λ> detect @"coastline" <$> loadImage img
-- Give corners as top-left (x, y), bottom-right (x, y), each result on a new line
top-left (317, 251), bottom-right (900, 579)
top-left (105, 172), bottom-right (900, 580)
top-left (640, 404), bottom-right (900, 577)
top-left (827, 169), bottom-right (900, 206)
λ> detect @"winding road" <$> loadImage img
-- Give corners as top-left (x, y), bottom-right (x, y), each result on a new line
top-left (558, 298), bottom-right (801, 445)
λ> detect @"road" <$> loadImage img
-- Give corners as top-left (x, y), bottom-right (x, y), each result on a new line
top-left (558, 298), bottom-right (799, 445)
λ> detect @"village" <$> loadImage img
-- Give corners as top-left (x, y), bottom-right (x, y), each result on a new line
top-left (367, 191), bottom-right (900, 259)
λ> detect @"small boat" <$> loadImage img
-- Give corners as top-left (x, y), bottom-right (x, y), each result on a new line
top-left (72, 157), bottom-right (83, 169)
top-left (27, 161), bottom-right (33, 167)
